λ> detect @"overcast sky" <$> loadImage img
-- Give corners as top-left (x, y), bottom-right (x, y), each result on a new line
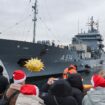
top-left (0, 0), bottom-right (105, 45)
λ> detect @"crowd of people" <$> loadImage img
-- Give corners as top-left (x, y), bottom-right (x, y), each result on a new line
top-left (0, 64), bottom-right (105, 105)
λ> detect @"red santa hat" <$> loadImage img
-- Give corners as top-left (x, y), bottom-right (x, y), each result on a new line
top-left (91, 74), bottom-right (105, 88)
top-left (13, 70), bottom-right (26, 84)
top-left (20, 84), bottom-right (39, 96)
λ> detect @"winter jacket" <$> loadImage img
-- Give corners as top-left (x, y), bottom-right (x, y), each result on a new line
top-left (41, 79), bottom-right (83, 105)
top-left (67, 73), bottom-right (83, 92)
top-left (0, 75), bottom-right (9, 99)
top-left (16, 93), bottom-right (45, 105)
top-left (72, 87), bottom-right (83, 105)
top-left (82, 87), bottom-right (105, 105)
top-left (41, 79), bottom-right (78, 105)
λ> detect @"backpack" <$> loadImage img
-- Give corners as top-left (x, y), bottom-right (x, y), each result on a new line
top-left (0, 91), bottom-right (19, 105)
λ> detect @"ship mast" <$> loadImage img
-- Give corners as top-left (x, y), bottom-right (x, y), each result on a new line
top-left (32, 0), bottom-right (38, 43)
top-left (90, 16), bottom-right (94, 32)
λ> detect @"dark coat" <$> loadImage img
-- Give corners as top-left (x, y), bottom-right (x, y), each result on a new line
top-left (41, 78), bottom-right (83, 105)
top-left (72, 87), bottom-right (83, 105)
top-left (67, 73), bottom-right (83, 92)
top-left (0, 75), bottom-right (9, 99)
top-left (41, 79), bottom-right (78, 105)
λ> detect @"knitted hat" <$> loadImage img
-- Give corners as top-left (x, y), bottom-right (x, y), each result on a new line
top-left (91, 74), bottom-right (105, 88)
top-left (20, 84), bottom-right (39, 96)
top-left (13, 70), bottom-right (26, 84)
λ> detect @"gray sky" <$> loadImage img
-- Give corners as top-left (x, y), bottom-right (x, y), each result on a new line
top-left (0, 0), bottom-right (105, 45)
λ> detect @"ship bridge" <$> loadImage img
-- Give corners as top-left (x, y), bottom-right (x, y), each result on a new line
top-left (72, 17), bottom-right (104, 51)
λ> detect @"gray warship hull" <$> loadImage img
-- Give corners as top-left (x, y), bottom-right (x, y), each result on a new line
top-left (0, 39), bottom-right (104, 80)
top-left (0, 39), bottom-right (80, 79)
top-left (0, 17), bottom-right (105, 80)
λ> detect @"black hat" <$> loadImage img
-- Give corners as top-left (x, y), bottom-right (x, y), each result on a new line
top-left (50, 79), bottom-right (72, 97)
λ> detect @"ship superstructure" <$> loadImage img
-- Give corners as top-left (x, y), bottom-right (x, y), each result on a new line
top-left (72, 16), bottom-right (105, 68)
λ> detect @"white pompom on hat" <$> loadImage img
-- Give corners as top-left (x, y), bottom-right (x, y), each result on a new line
top-left (13, 70), bottom-right (26, 84)
top-left (20, 84), bottom-right (39, 96)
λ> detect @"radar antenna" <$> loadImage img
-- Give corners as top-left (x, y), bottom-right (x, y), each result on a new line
top-left (88, 16), bottom-right (99, 32)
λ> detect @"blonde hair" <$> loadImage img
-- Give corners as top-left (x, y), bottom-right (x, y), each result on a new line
top-left (98, 70), bottom-right (105, 78)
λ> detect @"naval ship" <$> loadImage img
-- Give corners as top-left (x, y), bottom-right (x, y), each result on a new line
top-left (0, 16), bottom-right (105, 80)
top-left (0, 1), bottom-right (105, 80)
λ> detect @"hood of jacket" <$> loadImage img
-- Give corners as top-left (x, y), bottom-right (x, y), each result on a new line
top-left (50, 79), bottom-right (72, 97)
top-left (86, 87), bottom-right (105, 105)
top-left (67, 73), bottom-right (83, 91)
top-left (16, 93), bottom-right (44, 105)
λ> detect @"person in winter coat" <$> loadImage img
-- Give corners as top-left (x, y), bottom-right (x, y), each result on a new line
top-left (66, 73), bottom-right (84, 105)
top-left (82, 74), bottom-right (105, 105)
top-left (0, 76), bottom-right (9, 99)
top-left (0, 65), bottom-right (9, 99)
top-left (16, 84), bottom-right (45, 105)
top-left (6, 70), bottom-right (26, 105)
top-left (41, 76), bottom-right (83, 105)
top-left (63, 64), bottom-right (77, 79)
top-left (41, 79), bottom-right (78, 105)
